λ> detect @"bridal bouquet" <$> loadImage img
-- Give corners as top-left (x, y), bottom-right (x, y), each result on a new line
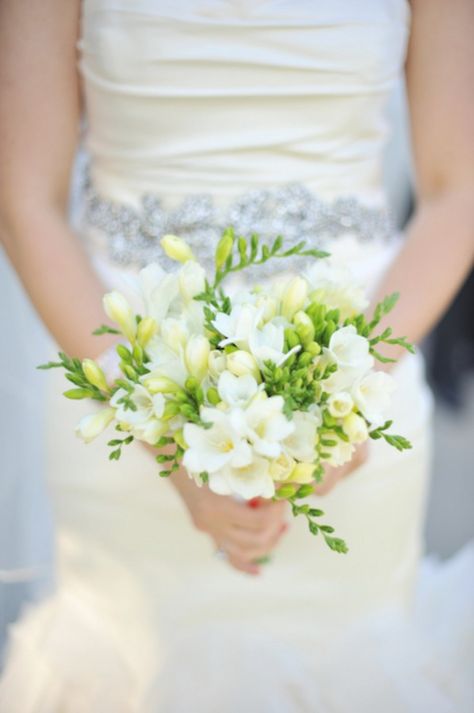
top-left (40, 229), bottom-right (414, 553)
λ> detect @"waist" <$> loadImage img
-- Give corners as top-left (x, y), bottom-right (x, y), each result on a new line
top-left (78, 167), bottom-right (396, 278)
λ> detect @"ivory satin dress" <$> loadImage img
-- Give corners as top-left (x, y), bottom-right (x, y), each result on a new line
top-left (1, 2), bottom-right (473, 711)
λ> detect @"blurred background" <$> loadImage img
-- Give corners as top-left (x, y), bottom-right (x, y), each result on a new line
top-left (1, 80), bottom-right (473, 662)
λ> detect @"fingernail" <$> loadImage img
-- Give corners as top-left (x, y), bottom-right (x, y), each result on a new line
top-left (248, 497), bottom-right (261, 509)
top-left (280, 523), bottom-right (288, 534)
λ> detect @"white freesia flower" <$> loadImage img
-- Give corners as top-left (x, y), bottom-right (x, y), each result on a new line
top-left (184, 335), bottom-right (210, 382)
top-left (231, 392), bottom-right (294, 458)
top-left (132, 418), bottom-right (168, 445)
top-left (211, 456), bottom-right (275, 500)
top-left (352, 370), bottom-right (396, 426)
top-left (322, 325), bottom-right (373, 392)
top-left (226, 350), bottom-right (260, 380)
top-left (283, 409), bottom-right (321, 462)
top-left (287, 462), bottom-right (315, 484)
top-left (75, 407), bottom-right (116, 443)
top-left (146, 338), bottom-right (188, 387)
top-left (343, 412), bottom-right (369, 444)
top-left (268, 451), bottom-right (296, 482)
top-left (183, 407), bottom-right (253, 474)
top-left (214, 303), bottom-right (259, 350)
top-left (178, 261), bottom-right (206, 303)
top-left (327, 392), bottom-right (354, 418)
top-left (138, 263), bottom-right (179, 324)
top-left (111, 384), bottom-right (167, 444)
top-left (103, 291), bottom-right (136, 342)
top-left (304, 260), bottom-right (369, 319)
top-left (217, 371), bottom-right (259, 408)
top-left (326, 437), bottom-right (355, 467)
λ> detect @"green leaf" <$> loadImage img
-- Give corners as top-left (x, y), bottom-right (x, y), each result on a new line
top-left (93, 324), bottom-right (121, 336)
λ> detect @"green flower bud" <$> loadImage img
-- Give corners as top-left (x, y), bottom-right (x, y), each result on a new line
top-left (306, 341), bottom-right (321, 356)
top-left (160, 234), bottom-right (195, 263)
top-left (116, 344), bottom-right (133, 362)
top-left (162, 401), bottom-right (181, 420)
top-left (124, 365), bottom-right (138, 380)
top-left (297, 483), bottom-right (315, 497)
top-left (215, 228), bottom-right (234, 269)
top-left (136, 316), bottom-right (158, 347)
top-left (143, 375), bottom-right (182, 394)
top-left (284, 327), bottom-right (300, 349)
top-left (63, 388), bottom-right (93, 400)
top-left (82, 358), bottom-right (108, 392)
top-left (132, 343), bottom-right (144, 365)
top-left (185, 376), bottom-right (199, 392)
top-left (173, 429), bottom-right (188, 450)
top-left (275, 483), bottom-right (298, 499)
top-left (207, 387), bottom-right (221, 405)
top-left (293, 310), bottom-right (315, 345)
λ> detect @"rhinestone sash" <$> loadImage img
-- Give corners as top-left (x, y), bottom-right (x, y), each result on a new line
top-left (82, 175), bottom-right (394, 277)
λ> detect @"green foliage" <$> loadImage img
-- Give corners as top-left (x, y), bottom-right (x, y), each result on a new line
top-left (285, 486), bottom-right (349, 554)
top-left (369, 420), bottom-right (412, 451)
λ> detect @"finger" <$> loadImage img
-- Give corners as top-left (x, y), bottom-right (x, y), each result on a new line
top-left (227, 553), bottom-right (260, 576)
top-left (226, 522), bottom-right (288, 561)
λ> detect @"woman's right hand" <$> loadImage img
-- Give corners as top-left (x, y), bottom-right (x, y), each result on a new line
top-left (172, 468), bottom-right (288, 576)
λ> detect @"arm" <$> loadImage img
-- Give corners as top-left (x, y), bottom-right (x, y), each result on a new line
top-left (0, 0), bottom-right (287, 572)
top-left (372, 0), bottom-right (474, 362)
top-left (317, 0), bottom-right (474, 494)
top-left (0, 0), bottom-right (115, 359)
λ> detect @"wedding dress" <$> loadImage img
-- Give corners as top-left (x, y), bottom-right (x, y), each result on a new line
top-left (1, 1), bottom-right (473, 711)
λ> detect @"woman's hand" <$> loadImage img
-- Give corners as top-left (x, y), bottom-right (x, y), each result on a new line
top-left (313, 442), bottom-right (369, 496)
top-left (172, 467), bottom-right (288, 576)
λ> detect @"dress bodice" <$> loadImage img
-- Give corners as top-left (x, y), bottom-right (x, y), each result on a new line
top-left (78, 0), bottom-right (410, 207)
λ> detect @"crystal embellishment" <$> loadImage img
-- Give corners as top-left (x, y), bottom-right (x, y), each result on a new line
top-left (82, 174), bottom-right (393, 277)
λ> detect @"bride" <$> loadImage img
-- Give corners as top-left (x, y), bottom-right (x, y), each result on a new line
top-left (0, 1), bottom-right (473, 711)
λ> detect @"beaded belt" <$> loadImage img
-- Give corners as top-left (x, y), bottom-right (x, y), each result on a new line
top-left (82, 175), bottom-right (394, 276)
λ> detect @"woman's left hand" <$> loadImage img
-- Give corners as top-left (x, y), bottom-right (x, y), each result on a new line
top-left (313, 441), bottom-right (370, 496)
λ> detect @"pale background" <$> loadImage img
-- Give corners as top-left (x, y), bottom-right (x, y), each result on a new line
top-left (1, 82), bottom-right (473, 660)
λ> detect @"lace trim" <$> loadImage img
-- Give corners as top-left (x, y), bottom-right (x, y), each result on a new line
top-left (82, 175), bottom-right (394, 277)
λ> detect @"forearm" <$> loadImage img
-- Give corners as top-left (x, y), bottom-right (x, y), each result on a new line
top-left (1, 209), bottom-right (115, 359)
top-left (371, 187), bottom-right (474, 364)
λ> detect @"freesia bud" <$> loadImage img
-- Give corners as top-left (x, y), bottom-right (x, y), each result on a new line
top-left (293, 311), bottom-right (315, 345)
top-left (327, 392), bottom-right (354, 418)
top-left (342, 412), bottom-right (369, 444)
top-left (143, 375), bottom-right (183, 394)
top-left (215, 228), bottom-right (234, 269)
top-left (207, 387), bottom-right (221, 405)
top-left (226, 350), bottom-right (260, 381)
top-left (287, 462), bottom-right (315, 484)
top-left (281, 277), bottom-right (308, 320)
top-left (82, 359), bottom-right (108, 392)
top-left (306, 341), bottom-right (321, 356)
top-left (185, 335), bottom-right (211, 382)
top-left (173, 429), bottom-right (188, 450)
top-left (103, 291), bottom-right (137, 342)
top-left (160, 234), bottom-right (195, 263)
top-left (75, 407), bottom-right (115, 443)
top-left (136, 317), bottom-right (158, 347)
